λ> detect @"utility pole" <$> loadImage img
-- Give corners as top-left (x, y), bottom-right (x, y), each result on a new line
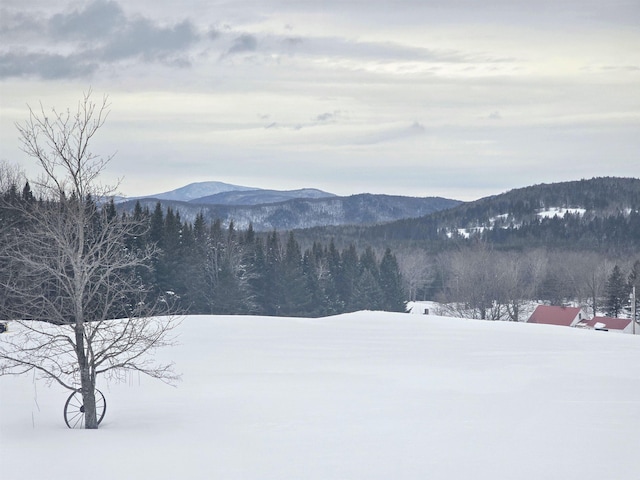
top-left (633, 286), bottom-right (636, 335)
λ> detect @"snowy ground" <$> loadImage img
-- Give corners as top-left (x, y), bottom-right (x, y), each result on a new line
top-left (1, 311), bottom-right (639, 480)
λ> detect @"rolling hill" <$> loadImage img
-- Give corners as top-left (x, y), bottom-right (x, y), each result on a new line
top-left (294, 177), bottom-right (640, 253)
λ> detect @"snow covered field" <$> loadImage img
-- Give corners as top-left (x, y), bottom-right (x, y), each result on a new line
top-left (1, 311), bottom-right (639, 480)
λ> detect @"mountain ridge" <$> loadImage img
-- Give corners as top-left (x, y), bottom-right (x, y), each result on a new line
top-left (192, 188), bottom-right (336, 206)
top-left (116, 177), bottom-right (640, 252)
top-left (292, 176), bottom-right (640, 253)
top-left (118, 192), bottom-right (460, 231)
top-left (123, 181), bottom-right (335, 204)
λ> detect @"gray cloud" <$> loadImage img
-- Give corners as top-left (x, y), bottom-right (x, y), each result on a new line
top-left (49, 0), bottom-right (124, 40)
top-left (600, 65), bottom-right (640, 72)
top-left (0, 1), bottom-right (200, 79)
top-left (226, 34), bottom-right (258, 55)
top-left (98, 18), bottom-right (199, 63)
top-left (1, 0), bottom-right (517, 81)
top-left (0, 51), bottom-right (98, 79)
top-left (0, 9), bottom-right (43, 39)
top-left (274, 32), bottom-right (515, 67)
top-left (284, 37), bottom-right (304, 47)
top-left (352, 122), bottom-right (427, 146)
top-left (313, 111), bottom-right (345, 124)
top-left (315, 113), bottom-right (333, 122)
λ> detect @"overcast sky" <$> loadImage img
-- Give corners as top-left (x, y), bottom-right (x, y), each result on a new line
top-left (1, 0), bottom-right (639, 200)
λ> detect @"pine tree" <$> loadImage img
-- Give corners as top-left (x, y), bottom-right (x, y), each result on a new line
top-left (627, 260), bottom-right (640, 322)
top-left (339, 244), bottom-right (358, 311)
top-left (324, 240), bottom-right (343, 310)
top-left (182, 212), bottom-right (209, 313)
top-left (354, 247), bottom-right (382, 310)
top-left (217, 222), bottom-right (256, 314)
top-left (248, 236), bottom-right (267, 315)
top-left (353, 269), bottom-right (383, 311)
top-left (154, 207), bottom-right (183, 298)
top-left (261, 231), bottom-right (284, 315)
top-left (302, 249), bottom-right (323, 316)
top-left (604, 265), bottom-right (628, 317)
top-left (21, 181), bottom-right (34, 204)
top-left (379, 248), bottom-right (406, 312)
top-left (148, 202), bottom-right (164, 246)
top-left (279, 232), bottom-right (311, 316)
top-left (103, 198), bottom-right (117, 222)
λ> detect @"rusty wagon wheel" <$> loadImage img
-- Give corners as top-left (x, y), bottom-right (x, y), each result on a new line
top-left (63, 389), bottom-right (107, 429)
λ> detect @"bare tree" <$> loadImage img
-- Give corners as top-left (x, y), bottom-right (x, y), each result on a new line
top-left (397, 249), bottom-right (434, 302)
top-left (0, 161), bottom-right (26, 193)
top-left (439, 243), bottom-right (508, 320)
top-left (0, 91), bottom-right (180, 429)
top-left (496, 251), bottom-right (546, 322)
top-left (570, 253), bottom-right (613, 317)
top-left (437, 245), bottom-right (547, 321)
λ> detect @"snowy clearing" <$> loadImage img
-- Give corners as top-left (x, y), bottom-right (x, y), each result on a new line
top-left (537, 207), bottom-right (587, 218)
top-left (1, 311), bottom-right (639, 480)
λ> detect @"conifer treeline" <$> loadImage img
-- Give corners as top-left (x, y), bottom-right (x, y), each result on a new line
top-left (0, 184), bottom-right (406, 318)
top-left (128, 201), bottom-right (407, 316)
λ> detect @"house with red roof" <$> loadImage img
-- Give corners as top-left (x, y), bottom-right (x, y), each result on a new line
top-left (581, 316), bottom-right (634, 334)
top-left (526, 305), bottom-right (587, 327)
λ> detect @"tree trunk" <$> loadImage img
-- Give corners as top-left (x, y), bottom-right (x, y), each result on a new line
top-left (75, 323), bottom-right (98, 429)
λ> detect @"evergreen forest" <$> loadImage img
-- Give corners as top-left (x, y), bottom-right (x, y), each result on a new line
top-left (0, 182), bottom-right (406, 318)
top-left (2, 175), bottom-right (639, 322)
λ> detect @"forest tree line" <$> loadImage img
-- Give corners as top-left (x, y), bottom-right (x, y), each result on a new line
top-left (135, 201), bottom-right (407, 316)
top-left (1, 174), bottom-right (638, 322)
top-left (401, 242), bottom-right (640, 322)
top-left (0, 180), bottom-right (406, 318)
top-left (301, 177), bottom-right (640, 258)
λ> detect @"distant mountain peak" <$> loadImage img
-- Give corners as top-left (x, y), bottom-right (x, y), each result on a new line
top-left (193, 187), bottom-right (337, 206)
top-left (133, 181), bottom-right (258, 202)
top-left (122, 181), bottom-right (339, 206)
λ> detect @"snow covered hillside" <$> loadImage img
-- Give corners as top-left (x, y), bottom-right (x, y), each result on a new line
top-left (1, 312), bottom-right (639, 480)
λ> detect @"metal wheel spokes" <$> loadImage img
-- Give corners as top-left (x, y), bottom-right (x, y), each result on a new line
top-left (64, 389), bottom-right (107, 429)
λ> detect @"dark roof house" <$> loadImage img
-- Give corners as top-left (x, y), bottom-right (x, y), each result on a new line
top-left (582, 316), bottom-right (634, 334)
top-left (527, 305), bottom-right (586, 327)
